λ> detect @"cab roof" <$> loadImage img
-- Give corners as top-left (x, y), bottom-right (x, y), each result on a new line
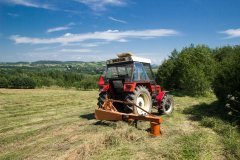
top-left (106, 52), bottom-right (151, 65)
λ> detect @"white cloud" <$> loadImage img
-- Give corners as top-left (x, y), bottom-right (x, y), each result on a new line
top-left (108, 16), bottom-right (127, 24)
top-left (10, 29), bottom-right (179, 45)
top-left (74, 0), bottom-right (126, 11)
top-left (34, 46), bottom-right (59, 51)
top-left (47, 26), bottom-right (71, 33)
top-left (60, 48), bottom-right (92, 53)
top-left (47, 23), bottom-right (75, 33)
top-left (7, 13), bottom-right (19, 17)
top-left (4, 0), bottom-right (55, 10)
top-left (62, 41), bottom-right (109, 47)
top-left (220, 28), bottom-right (240, 39)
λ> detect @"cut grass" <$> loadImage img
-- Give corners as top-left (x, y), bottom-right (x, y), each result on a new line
top-left (183, 101), bottom-right (240, 159)
top-left (0, 89), bottom-right (239, 160)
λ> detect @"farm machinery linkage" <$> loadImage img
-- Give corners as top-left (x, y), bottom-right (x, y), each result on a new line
top-left (95, 53), bottom-right (174, 136)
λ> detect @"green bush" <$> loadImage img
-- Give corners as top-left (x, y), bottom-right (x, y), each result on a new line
top-left (156, 49), bottom-right (179, 89)
top-left (0, 68), bottom-right (99, 90)
top-left (0, 77), bottom-right (8, 88)
top-left (156, 45), bottom-right (216, 96)
top-left (177, 45), bottom-right (216, 95)
top-left (79, 76), bottom-right (98, 90)
top-left (9, 76), bottom-right (36, 89)
top-left (213, 46), bottom-right (240, 110)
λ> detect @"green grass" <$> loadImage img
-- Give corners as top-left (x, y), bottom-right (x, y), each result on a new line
top-left (0, 89), bottom-right (239, 160)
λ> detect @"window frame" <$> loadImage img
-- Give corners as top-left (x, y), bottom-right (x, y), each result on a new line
top-left (105, 62), bottom-right (134, 82)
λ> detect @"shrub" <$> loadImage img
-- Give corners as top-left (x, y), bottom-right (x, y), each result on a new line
top-left (213, 45), bottom-right (240, 110)
top-left (9, 76), bottom-right (36, 89)
top-left (156, 49), bottom-right (179, 90)
top-left (79, 76), bottom-right (98, 90)
top-left (177, 45), bottom-right (216, 95)
top-left (156, 45), bottom-right (216, 96)
top-left (0, 77), bottom-right (8, 88)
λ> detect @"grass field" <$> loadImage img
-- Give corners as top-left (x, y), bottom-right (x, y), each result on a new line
top-left (0, 89), bottom-right (239, 160)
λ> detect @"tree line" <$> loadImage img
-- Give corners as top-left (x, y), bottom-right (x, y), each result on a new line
top-left (0, 69), bottom-right (99, 90)
top-left (156, 44), bottom-right (240, 111)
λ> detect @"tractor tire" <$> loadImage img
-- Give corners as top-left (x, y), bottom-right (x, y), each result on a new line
top-left (158, 94), bottom-right (174, 115)
top-left (97, 92), bottom-right (106, 108)
top-left (126, 86), bottom-right (152, 115)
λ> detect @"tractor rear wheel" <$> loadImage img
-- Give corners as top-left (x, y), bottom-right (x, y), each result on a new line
top-left (126, 86), bottom-right (152, 115)
top-left (158, 94), bottom-right (174, 115)
top-left (97, 92), bottom-right (106, 108)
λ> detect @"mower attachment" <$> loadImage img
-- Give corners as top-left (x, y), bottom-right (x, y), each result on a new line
top-left (95, 98), bottom-right (163, 136)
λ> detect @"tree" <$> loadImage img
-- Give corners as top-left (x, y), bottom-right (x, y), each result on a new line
top-left (78, 76), bottom-right (98, 90)
top-left (177, 45), bottom-right (216, 95)
top-left (156, 45), bottom-right (216, 96)
top-left (9, 76), bottom-right (36, 89)
top-left (0, 77), bottom-right (8, 88)
top-left (213, 45), bottom-right (240, 106)
top-left (22, 77), bottom-right (37, 89)
top-left (156, 49), bottom-right (179, 90)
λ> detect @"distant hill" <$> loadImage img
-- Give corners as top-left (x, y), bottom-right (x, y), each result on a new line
top-left (0, 60), bottom-right (158, 68)
top-left (0, 60), bottom-right (105, 65)
top-left (0, 61), bottom-right (106, 75)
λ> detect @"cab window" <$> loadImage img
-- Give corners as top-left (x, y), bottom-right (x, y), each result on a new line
top-left (143, 63), bottom-right (154, 80)
top-left (106, 63), bottom-right (133, 81)
top-left (133, 62), bottom-right (149, 81)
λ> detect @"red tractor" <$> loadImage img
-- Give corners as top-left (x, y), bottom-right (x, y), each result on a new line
top-left (97, 53), bottom-right (173, 115)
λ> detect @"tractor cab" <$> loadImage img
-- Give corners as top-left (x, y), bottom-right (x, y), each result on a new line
top-left (105, 53), bottom-right (155, 83)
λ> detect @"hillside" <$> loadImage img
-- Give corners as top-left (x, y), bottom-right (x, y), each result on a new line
top-left (0, 61), bottom-right (106, 74)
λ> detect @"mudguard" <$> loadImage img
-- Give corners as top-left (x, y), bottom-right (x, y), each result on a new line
top-left (156, 91), bottom-right (168, 109)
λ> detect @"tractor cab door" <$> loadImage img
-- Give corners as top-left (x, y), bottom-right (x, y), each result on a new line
top-left (132, 62), bottom-right (156, 84)
top-left (133, 62), bottom-right (150, 82)
top-left (142, 63), bottom-right (156, 84)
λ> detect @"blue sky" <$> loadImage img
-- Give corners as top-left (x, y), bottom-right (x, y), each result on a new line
top-left (0, 0), bottom-right (240, 63)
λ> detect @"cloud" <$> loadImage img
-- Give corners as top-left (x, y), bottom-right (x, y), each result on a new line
top-left (10, 29), bottom-right (179, 45)
top-left (47, 26), bottom-right (71, 33)
top-left (7, 13), bottom-right (19, 17)
top-left (74, 0), bottom-right (126, 11)
top-left (60, 48), bottom-right (92, 53)
top-left (34, 46), bottom-right (59, 51)
top-left (4, 0), bottom-right (55, 10)
top-left (2, 0), bottom-right (125, 12)
top-left (220, 28), bottom-right (240, 39)
top-left (108, 16), bottom-right (127, 24)
top-left (62, 41), bottom-right (109, 47)
top-left (47, 23), bottom-right (75, 33)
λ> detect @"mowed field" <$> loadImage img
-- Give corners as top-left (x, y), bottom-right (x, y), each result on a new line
top-left (0, 89), bottom-right (239, 160)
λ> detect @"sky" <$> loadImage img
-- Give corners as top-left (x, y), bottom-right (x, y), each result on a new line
top-left (0, 0), bottom-right (240, 64)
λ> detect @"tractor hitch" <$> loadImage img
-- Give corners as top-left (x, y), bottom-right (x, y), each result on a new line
top-left (95, 98), bottom-right (163, 136)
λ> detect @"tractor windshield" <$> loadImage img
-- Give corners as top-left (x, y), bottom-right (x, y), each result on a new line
top-left (106, 63), bottom-right (133, 81)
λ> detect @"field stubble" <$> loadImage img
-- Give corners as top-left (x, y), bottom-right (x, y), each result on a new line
top-left (0, 89), bottom-right (239, 160)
